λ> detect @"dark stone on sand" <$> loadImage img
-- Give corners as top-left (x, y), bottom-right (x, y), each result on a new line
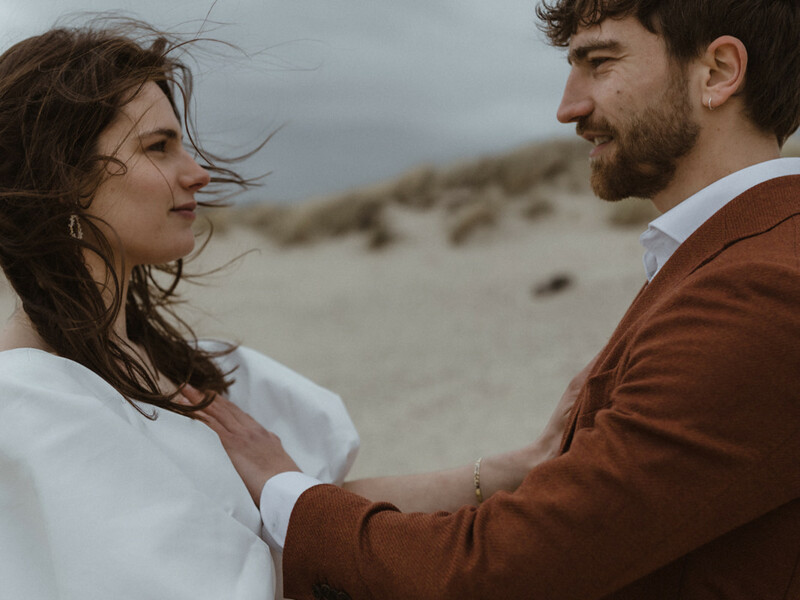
top-left (532, 273), bottom-right (574, 297)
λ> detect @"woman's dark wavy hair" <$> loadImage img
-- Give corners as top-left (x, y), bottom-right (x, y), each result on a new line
top-left (0, 18), bottom-right (254, 417)
top-left (536, 0), bottom-right (800, 145)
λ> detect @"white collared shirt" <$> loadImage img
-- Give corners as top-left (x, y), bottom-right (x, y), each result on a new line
top-left (260, 156), bottom-right (800, 553)
top-left (640, 157), bottom-right (800, 281)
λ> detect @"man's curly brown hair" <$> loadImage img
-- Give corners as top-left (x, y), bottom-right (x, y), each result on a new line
top-left (536, 0), bottom-right (800, 145)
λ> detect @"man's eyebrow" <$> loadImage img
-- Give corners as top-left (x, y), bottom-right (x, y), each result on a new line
top-left (567, 40), bottom-right (623, 65)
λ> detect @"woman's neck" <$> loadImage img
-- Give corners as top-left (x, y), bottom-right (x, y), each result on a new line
top-left (0, 259), bottom-right (132, 354)
top-left (84, 249), bottom-right (132, 344)
top-left (0, 308), bottom-right (53, 353)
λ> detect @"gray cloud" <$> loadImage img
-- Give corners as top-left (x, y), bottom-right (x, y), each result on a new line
top-left (1, 0), bottom-right (573, 202)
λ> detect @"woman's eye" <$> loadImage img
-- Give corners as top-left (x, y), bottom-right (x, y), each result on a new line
top-left (147, 140), bottom-right (167, 152)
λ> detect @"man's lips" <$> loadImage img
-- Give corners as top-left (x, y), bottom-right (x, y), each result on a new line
top-left (580, 133), bottom-right (614, 158)
top-left (589, 136), bottom-right (613, 158)
top-left (576, 122), bottom-right (615, 158)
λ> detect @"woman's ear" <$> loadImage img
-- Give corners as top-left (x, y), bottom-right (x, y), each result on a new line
top-left (700, 35), bottom-right (747, 110)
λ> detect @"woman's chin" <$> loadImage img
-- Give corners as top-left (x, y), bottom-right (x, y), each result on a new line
top-left (139, 239), bottom-right (197, 266)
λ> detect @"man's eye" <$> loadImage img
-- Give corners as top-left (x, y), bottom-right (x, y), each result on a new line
top-left (589, 57), bottom-right (611, 68)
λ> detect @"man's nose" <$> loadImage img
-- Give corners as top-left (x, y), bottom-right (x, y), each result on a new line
top-left (556, 71), bottom-right (593, 124)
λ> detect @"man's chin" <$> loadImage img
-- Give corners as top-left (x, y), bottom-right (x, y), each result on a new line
top-left (590, 159), bottom-right (669, 202)
top-left (590, 170), bottom-right (630, 202)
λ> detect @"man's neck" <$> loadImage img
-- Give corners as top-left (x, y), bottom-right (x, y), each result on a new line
top-left (651, 127), bottom-right (781, 214)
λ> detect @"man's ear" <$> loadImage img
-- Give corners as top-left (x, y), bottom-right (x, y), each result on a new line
top-left (700, 36), bottom-right (747, 110)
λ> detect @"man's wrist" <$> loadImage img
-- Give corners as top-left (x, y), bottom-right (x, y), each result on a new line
top-left (259, 471), bottom-right (323, 551)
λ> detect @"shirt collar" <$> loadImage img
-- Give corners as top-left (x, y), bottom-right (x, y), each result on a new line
top-left (639, 157), bottom-right (800, 281)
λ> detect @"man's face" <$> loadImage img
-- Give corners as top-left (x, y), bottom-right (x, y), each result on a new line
top-left (557, 17), bottom-right (700, 201)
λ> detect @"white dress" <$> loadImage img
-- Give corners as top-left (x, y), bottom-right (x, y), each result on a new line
top-left (0, 341), bottom-right (359, 600)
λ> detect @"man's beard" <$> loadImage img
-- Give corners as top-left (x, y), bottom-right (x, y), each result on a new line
top-left (579, 69), bottom-right (700, 201)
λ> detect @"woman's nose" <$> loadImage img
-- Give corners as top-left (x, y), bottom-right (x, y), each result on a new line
top-left (180, 152), bottom-right (211, 192)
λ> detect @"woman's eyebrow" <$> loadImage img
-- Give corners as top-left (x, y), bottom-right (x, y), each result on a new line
top-left (567, 40), bottom-right (622, 65)
top-left (138, 127), bottom-right (180, 141)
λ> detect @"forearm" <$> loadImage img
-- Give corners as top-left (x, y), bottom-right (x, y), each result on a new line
top-left (342, 355), bottom-right (592, 514)
top-left (342, 434), bottom-right (557, 513)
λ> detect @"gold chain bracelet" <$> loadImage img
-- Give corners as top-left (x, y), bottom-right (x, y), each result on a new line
top-left (473, 457), bottom-right (484, 504)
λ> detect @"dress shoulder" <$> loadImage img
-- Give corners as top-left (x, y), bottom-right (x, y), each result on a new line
top-left (202, 341), bottom-right (360, 485)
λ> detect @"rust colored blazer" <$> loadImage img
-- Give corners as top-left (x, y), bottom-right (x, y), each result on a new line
top-left (283, 176), bottom-right (800, 600)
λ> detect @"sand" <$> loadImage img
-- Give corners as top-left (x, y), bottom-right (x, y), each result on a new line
top-left (189, 190), bottom-right (645, 478)
top-left (0, 189), bottom-right (647, 480)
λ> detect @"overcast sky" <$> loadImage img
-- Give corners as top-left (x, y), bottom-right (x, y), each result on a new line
top-left (1, 0), bottom-right (574, 203)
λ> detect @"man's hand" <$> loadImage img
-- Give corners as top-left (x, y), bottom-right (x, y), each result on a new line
top-left (182, 385), bottom-right (300, 506)
top-left (537, 353), bottom-right (599, 460)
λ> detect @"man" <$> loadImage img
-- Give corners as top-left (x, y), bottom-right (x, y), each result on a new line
top-left (207, 1), bottom-right (800, 597)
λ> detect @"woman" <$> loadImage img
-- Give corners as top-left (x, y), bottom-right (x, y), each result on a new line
top-left (0, 19), bottom-right (582, 600)
top-left (0, 19), bottom-right (359, 599)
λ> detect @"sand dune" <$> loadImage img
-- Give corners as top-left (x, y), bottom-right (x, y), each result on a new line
top-left (186, 137), bottom-right (654, 477)
top-left (1, 137), bottom-right (798, 478)
top-left (189, 192), bottom-right (643, 478)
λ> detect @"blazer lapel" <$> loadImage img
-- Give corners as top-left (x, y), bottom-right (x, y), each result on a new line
top-left (559, 175), bottom-right (800, 453)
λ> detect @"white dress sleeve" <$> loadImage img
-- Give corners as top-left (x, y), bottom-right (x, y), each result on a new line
top-left (0, 345), bottom-right (360, 600)
top-left (207, 341), bottom-right (359, 485)
top-left (0, 450), bottom-right (59, 598)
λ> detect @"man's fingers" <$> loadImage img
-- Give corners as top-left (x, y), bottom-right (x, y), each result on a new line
top-left (180, 383), bottom-right (207, 404)
top-left (179, 386), bottom-right (301, 503)
top-left (205, 393), bottom-right (262, 432)
top-left (182, 387), bottom-right (282, 459)
top-left (179, 384), bottom-right (235, 434)
top-left (186, 387), bottom-right (268, 442)
top-left (202, 394), bottom-right (246, 428)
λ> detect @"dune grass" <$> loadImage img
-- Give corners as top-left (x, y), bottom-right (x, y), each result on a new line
top-left (210, 134), bottom-right (800, 248)
top-left (213, 138), bottom-right (590, 248)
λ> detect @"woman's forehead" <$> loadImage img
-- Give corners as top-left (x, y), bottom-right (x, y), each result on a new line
top-left (99, 82), bottom-right (180, 150)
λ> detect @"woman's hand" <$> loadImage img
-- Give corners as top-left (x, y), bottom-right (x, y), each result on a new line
top-left (182, 386), bottom-right (300, 506)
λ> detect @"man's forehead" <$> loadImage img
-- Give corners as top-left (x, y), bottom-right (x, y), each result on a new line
top-left (567, 17), bottom-right (662, 60)
top-left (569, 18), bottom-right (621, 46)
top-left (566, 20), bottom-right (622, 63)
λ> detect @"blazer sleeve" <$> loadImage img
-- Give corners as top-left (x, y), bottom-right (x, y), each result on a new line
top-left (282, 260), bottom-right (800, 600)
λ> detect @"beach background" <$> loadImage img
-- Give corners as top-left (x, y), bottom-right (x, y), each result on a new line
top-left (2, 0), bottom-right (799, 481)
top-left (3, 138), bottom-right (795, 479)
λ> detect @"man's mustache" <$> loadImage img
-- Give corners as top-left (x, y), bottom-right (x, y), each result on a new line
top-left (576, 117), bottom-right (616, 138)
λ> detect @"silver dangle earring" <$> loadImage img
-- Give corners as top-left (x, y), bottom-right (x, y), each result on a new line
top-left (707, 98), bottom-right (714, 111)
top-left (68, 214), bottom-right (83, 240)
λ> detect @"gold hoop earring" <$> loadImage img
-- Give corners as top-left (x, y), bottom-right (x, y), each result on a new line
top-left (69, 214), bottom-right (83, 240)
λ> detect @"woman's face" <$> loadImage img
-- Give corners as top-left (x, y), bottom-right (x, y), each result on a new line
top-left (86, 81), bottom-right (210, 271)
